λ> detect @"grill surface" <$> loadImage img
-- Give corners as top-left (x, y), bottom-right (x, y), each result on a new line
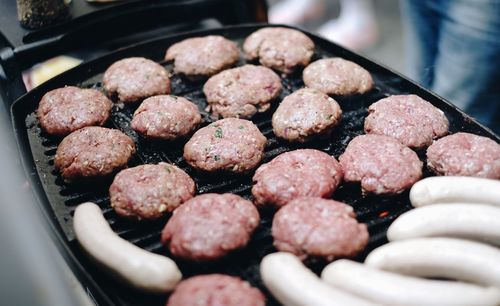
top-left (12, 24), bottom-right (500, 306)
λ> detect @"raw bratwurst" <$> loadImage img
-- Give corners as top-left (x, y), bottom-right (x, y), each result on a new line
top-left (426, 132), bottom-right (500, 179)
top-left (243, 27), bottom-right (315, 74)
top-left (339, 134), bottom-right (422, 194)
top-left (161, 193), bottom-right (260, 261)
top-left (109, 163), bottom-right (195, 220)
top-left (252, 149), bottom-right (343, 207)
top-left (272, 197), bottom-right (369, 261)
top-left (365, 94), bottom-right (449, 148)
top-left (165, 35), bottom-right (239, 77)
top-left (272, 88), bottom-right (342, 142)
top-left (203, 64), bottom-right (282, 119)
top-left (103, 57), bottom-right (170, 103)
top-left (183, 118), bottom-right (267, 173)
top-left (38, 86), bottom-right (112, 136)
top-left (55, 127), bottom-right (135, 182)
top-left (131, 95), bottom-right (201, 140)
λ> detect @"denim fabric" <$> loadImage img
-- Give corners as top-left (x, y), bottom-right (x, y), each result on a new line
top-left (401, 0), bottom-right (500, 133)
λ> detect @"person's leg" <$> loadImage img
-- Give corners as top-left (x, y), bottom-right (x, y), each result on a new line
top-left (431, 0), bottom-right (500, 132)
top-left (400, 0), bottom-right (441, 88)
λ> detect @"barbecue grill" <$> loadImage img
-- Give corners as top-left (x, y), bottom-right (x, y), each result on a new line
top-left (1, 2), bottom-right (499, 306)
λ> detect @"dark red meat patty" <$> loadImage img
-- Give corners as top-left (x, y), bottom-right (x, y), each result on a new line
top-left (339, 134), bottom-right (422, 194)
top-left (165, 35), bottom-right (239, 77)
top-left (38, 86), bottom-right (112, 136)
top-left (243, 27), bottom-right (315, 74)
top-left (203, 64), bottom-right (282, 119)
top-left (272, 197), bottom-right (369, 261)
top-left (161, 193), bottom-right (260, 261)
top-left (103, 57), bottom-right (170, 103)
top-left (166, 274), bottom-right (265, 306)
top-left (272, 88), bottom-right (342, 142)
top-left (183, 118), bottom-right (267, 173)
top-left (55, 127), bottom-right (135, 182)
top-left (365, 94), bottom-right (449, 148)
top-left (252, 149), bottom-right (343, 207)
top-left (131, 95), bottom-right (201, 140)
top-left (426, 132), bottom-right (500, 179)
top-left (109, 163), bottom-right (195, 220)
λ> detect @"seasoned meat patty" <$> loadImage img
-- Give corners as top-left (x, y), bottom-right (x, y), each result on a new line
top-left (38, 86), bottom-right (112, 136)
top-left (426, 132), bottom-right (500, 179)
top-left (165, 35), bottom-right (239, 77)
top-left (272, 88), bottom-right (342, 142)
top-left (365, 95), bottom-right (449, 148)
top-left (109, 163), bottom-right (195, 220)
top-left (252, 149), bottom-right (343, 207)
top-left (103, 57), bottom-right (170, 103)
top-left (272, 197), bottom-right (369, 261)
top-left (183, 118), bottom-right (267, 173)
top-left (243, 27), bottom-right (315, 74)
top-left (131, 95), bottom-right (201, 140)
top-left (203, 64), bottom-right (282, 119)
top-left (167, 274), bottom-right (265, 306)
top-left (161, 193), bottom-right (260, 261)
top-left (303, 58), bottom-right (373, 95)
top-left (339, 134), bottom-right (423, 194)
top-left (55, 127), bottom-right (135, 182)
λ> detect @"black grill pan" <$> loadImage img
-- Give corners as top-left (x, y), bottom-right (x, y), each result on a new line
top-left (11, 24), bottom-right (500, 306)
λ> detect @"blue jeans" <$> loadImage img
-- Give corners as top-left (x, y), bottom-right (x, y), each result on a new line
top-left (401, 0), bottom-right (500, 134)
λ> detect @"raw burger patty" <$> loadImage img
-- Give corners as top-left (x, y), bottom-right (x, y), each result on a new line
top-left (165, 35), bottom-right (239, 77)
top-left (167, 274), bottom-right (265, 306)
top-left (243, 27), bottom-right (315, 74)
top-left (303, 58), bottom-right (373, 95)
top-left (203, 64), bottom-right (281, 119)
top-left (272, 197), bottom-right (369, 261)
top-left (183, 118), bottom-right (267, 173)
top-left (131, 95), bottom-right (201, 140)
top-left (109, 163), bottom-right (195, 220)
top-left (364, 94), bottom-right (449, 148)
top-left (55, 127), bottom-right (135, 182)
top-left (272, 88), bottom-right (342, 142)
top-left (426, 132), bottom-right (500, 179)
top-left (103, 57), bottom-right (170, 103)
top-left (161, 193), bottom-right (260, 261)
top-left (38, 86), bottom-right (112, 136)
top-left (339, 134), bottom-right (422, 194)
top-left (252, 149), bottom-right (343, 207)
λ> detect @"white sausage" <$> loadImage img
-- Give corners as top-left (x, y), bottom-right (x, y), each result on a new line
top-left (73, 202), bottom-right (182, 293)
top-left (387, 204), bottom-right (500, 246)
top-left (321, 259), bottom-right (500, 306)
top-left (410, 176), bottom-right (500, 207)
top-left (365, 237), bottom-right (500, 288)
top-left (260, 252), bottom-right (378, 306)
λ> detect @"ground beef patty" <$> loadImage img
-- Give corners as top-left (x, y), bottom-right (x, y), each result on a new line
top-left (252, 149), bottom-right (343, 207)
top-left (272, 88), bottom-right (342, 142)
top-left (272, 197), bottom-right (369, 261)
top-left (103, 57), bottom-right (170, 103)
top-left (38, 86), bottom-right (112, 136)
top-left (339, 134), bottom-right (422, 194)
top-left (365, 95), bottom-right (449, 148)
top-left (183, 118), bottom-right (267, 173)
top-left (426, 132), bottom-right (500, 179)
top-left (167, 274), bottom-right (265, 306)
top-left (165, 35), bottom-right (239, 77)
top-left (303, 58), bottom-right (373, 95)
top-left (131, 95), bottom-right (201, 140)
top-left (109, 163), bottom-right (195, 220)
top-left (203, 64), bottom-right (282, 119)
top-left (161, 193), bottom-right (260, 261)
top-left (243, 27), bottom-right (315, 74)
top-left (55, 127), bottom-right (135, 182)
